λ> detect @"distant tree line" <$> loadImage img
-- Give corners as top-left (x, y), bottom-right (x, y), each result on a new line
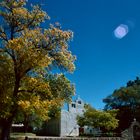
top-left (77, 77), bottom-right (140, 136)
top-left (103, 76), bottom-right (140, 133)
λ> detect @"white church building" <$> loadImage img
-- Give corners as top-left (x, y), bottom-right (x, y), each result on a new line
top-left (45, 96), bottom-right (85, 136)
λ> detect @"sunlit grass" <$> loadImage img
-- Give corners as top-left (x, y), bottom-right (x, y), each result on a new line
top-left (10, 132), bottom-right (36, 139)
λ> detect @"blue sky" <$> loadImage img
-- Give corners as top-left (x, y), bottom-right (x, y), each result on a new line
top-left (35, 0), bottom-right (140, 109)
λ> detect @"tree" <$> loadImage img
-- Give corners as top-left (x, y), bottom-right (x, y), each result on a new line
top-left (77, 105), bottom-right (118, 132)
top-left (103, 77), bottom-right (140, 133)
top-left (0, 0), bottom-right (76, 139)
top-left (15, 74), bottom-right (75, 133)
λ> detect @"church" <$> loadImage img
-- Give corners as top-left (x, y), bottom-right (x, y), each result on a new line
top-left (45, 96), bottom-right (85, 136)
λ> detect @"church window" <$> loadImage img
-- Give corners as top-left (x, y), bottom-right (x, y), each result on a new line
top-left (72, 103), bottom-right (76, 108)
top-left (78, 100), bottom-right (81, 104)
top-left (90, 129), bottom-right (92, 134)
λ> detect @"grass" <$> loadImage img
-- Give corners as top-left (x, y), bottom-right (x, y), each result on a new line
top-left (10, 132), bottom-right (36, 139)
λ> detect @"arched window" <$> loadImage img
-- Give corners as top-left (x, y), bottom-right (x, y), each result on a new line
top-left (78, 100), bottom-right (81, 104)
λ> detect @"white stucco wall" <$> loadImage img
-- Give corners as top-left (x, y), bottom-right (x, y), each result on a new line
top-left (60, 110), bottom-right (79, 136)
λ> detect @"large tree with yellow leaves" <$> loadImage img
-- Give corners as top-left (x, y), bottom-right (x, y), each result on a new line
top-left (0, 0), bottom-right (76, 139)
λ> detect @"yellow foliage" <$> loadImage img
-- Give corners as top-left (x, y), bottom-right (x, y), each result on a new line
top-left (0, 0), bottom-right (75, 124)
top-left (13, 8), bottom-right (28, 16)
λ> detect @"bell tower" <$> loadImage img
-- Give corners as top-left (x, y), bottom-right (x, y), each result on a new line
top-left (68, 96), bottom-right (85, 115)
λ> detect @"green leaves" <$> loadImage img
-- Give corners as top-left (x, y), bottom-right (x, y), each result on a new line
top-left (103, 77), bottom-right (140, 132)
top-left (77, 105), bottom-right (118, 131)
top-left (104, 77), bottom-right (140, 110)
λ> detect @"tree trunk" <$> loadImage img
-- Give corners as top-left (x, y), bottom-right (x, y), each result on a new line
top-left (1, 119), bottom-right (12, 140)
top-left (24, 115), bottom-right (29, 133)
top-left (0, 106), bottom-right (18, 140)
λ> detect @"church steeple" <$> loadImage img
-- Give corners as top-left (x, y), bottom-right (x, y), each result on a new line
top-left (68, 95), bottom-right (84, 115)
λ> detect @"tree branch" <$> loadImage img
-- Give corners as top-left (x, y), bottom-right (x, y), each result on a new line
top-left (0, 28), bottom-right (8, 42)
top-left (14, 9), bottom-right (39, 33)
top-left (18, 89), bottom-right (34, 93)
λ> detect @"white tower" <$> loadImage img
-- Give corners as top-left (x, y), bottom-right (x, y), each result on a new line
top-left (68, 96), bottom-right (85, 115)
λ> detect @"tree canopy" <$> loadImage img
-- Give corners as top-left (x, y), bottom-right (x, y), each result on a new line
top-left (0, 0), bottom-right (76, 139)
top-left (103, 77), bottom-right (140, 132)
top-left (77, 105), bottom-right (118, 132)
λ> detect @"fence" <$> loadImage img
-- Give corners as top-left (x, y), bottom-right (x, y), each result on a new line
top-left (11, 136), bottom-right (122, 140)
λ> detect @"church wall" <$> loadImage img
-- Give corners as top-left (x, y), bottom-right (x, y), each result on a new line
top-left (60, 110), bottom-right (79, 136)
top-left (45, 96), bottom-right (85, 137)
